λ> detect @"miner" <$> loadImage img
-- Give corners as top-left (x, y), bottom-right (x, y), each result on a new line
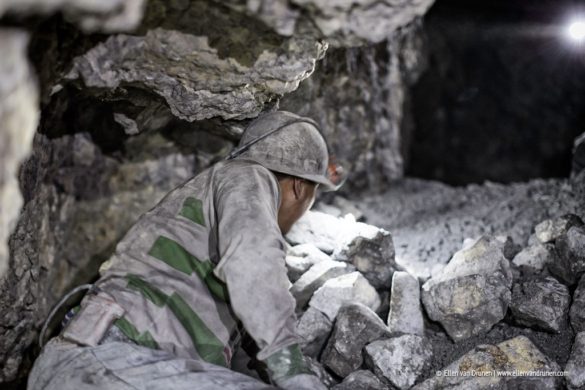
top-left (28, 111), bottom-right (344, 390)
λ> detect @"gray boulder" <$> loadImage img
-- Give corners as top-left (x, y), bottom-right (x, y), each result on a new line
top-left (332, 370), bottom-right (387, 390)
top-left (413, 336), bottom-right (561, 390)
top-left (570, 275), bottom-right (585, 333)
top-left (421, 236), bottom-right (513, 341)
top-left (535, 214), bottom-right (583, 244)
top-left (296, 307), bottom-right (333, 359)
top-left (510, 276), bottom-right (570, 333)
top-left (68, 26), bottom-right (326, 122)
top-left (364, 335), bottom-right (432, 390)
top-left (333, 229), bottom-right (400, 289)
top-left (322, 303), bottom-right (390, 378)
top-left (253, 0), bottom-right (435, 47)
top-left (290, 260), bottom-right (355, 309)
top-left (566, 332), bottom-right (585, 389)
top-left (309, 272), bottom-right (381, 321)
top-left (549, 226), bottom-right (585, 286)
top-left (512, 242), bottom-right (556, 272)
top-left (387, 271), bottom-right (424, 336)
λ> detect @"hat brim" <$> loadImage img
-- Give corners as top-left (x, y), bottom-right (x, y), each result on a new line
top-left (236, 157), bottom-right (342, 191)
top-left (269, 167), bottom-right (341, 192)
top-left (294, 172), bottom-right (340, 192)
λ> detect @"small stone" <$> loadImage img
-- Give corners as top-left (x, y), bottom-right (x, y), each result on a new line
top-left (333, 230), bottom-right (400, 289)
top-left (413, 336), bottom-right (561, 390)
top-left (510, 276), bottom-right (570, 333)
top-left (570, 275), bottom-right (585, 332)
top-left (290, 260), bottom-right (354, 310)
top-left (364, 335), bottom-right (432, 390)
top-left (512, 242), bottom-right (556, 272)
top-left (286, 242), bottom-right (331, 282)
top-left (288, 244), bottom-right (331, 263)
top-left (387, 271), bottom-right (424, 336)
top-left (549, 226), bottom-right (585, 285)
top-left (535, 214), bottom-right (583, 244)
top-left (285, 256), bottom-right (312, 283)
top-left (322, 303), bottom-right (390, 378)
top-left (296, 307), bottom-right (333, 359)
top-left (309, 272), bottom-right (381, 321)
top-left (332, 370), bottom-right (387, 390)
top-left (566, 332), bottom-right (585, 389)
top-left (421, 236), bottom-right (513, 341)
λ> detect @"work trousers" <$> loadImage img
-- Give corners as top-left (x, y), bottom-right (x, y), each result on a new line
top-left (28, 336), bottom-right (278, 390)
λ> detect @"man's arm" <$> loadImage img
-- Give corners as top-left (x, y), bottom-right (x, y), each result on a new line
top-left (212, 163), bottom-right (324, 389)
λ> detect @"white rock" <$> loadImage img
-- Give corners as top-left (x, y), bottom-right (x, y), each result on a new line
top-left (286, 210), bottom-right (382, 254)
top-left (290, 260), bottom-right (354, 309)
top-left (285, 255), bottom-right (314, 283)
top-left (288, 243), bottom-right (331, 262)
top-left (309, 272), bottom-right (381, 321)
top-left (286, 243), bottom-right (331, 282)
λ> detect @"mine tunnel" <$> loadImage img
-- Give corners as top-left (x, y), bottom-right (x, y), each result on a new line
top-left (1, 0), bottom-right (585, 389)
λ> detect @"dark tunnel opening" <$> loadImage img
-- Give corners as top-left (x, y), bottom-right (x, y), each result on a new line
top-left (406, 0), bottom-right (585, 185)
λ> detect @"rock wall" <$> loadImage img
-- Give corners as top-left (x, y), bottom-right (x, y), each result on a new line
top-left (281, 21), bottom-right (426, 192)
top-left (0, 31), bottom-right (38, 279)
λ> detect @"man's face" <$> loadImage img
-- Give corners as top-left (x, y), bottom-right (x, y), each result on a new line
top-left (277, 178), bottom-right (318, 235)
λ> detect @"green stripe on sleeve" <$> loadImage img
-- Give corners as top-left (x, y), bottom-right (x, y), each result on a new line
top-left (125, 275), bottom-right (227, 367)
top-left (115, 316), bottom-right (159, 350)
top-left (148, 236), bottom-right (229, 302)
top-left (179, 197), bottom-right (206, 226)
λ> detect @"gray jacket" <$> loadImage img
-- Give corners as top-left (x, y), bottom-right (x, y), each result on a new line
top-left (96, 159), bottom-right (302, 371)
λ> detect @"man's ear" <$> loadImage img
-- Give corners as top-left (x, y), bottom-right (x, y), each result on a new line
top-left (292, 177), bottom-right (304, 200)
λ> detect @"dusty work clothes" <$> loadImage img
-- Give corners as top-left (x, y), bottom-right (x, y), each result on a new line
top-left (29, 335), bottom-right (278, 390)
top-left (29, 159), bottom-right (318, 389)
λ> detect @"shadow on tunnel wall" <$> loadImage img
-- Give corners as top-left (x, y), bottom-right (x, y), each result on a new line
top-left (406, 0), bottom-right (585, 185)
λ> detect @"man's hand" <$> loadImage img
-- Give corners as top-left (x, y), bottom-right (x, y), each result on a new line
top-left (264, 344), bottom-right (327, 390)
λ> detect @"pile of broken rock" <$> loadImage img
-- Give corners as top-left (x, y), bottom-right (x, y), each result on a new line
top-left (285, 210), bottom-right (585, 389)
